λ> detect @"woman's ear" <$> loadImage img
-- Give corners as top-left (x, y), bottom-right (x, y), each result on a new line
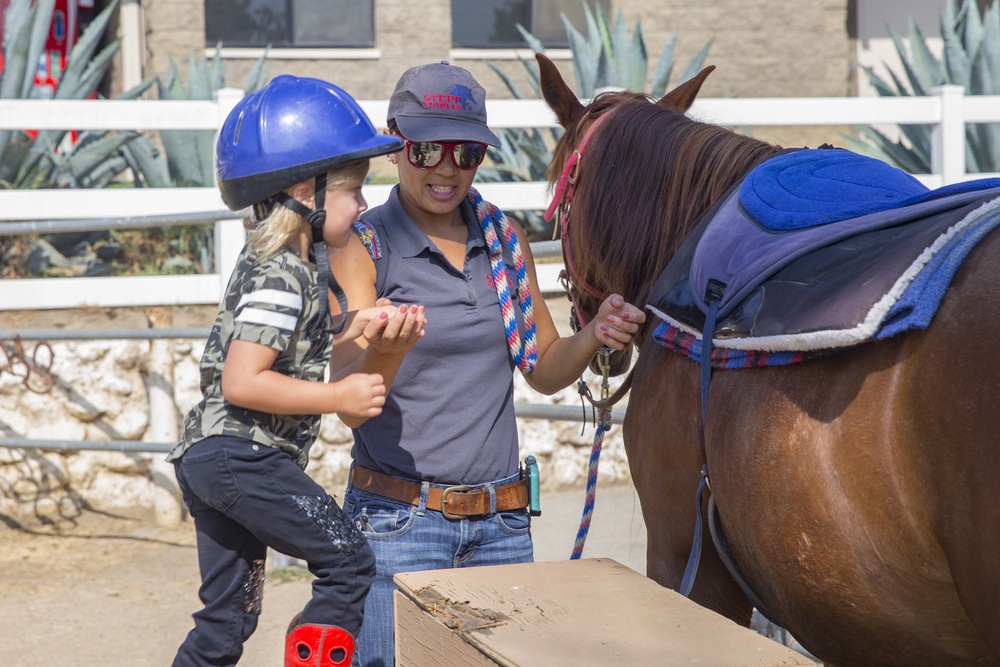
top-left (383, 130), bottom-right (401, 164)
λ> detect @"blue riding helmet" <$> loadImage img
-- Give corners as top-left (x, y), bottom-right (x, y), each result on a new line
top-left (216, 75), bottom-right (402, 211)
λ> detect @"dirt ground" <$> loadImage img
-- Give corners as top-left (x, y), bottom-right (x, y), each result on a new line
top-left (0, 484), bottom-right (647, 666)
top-left (0, 298), bottom-right (652, 665)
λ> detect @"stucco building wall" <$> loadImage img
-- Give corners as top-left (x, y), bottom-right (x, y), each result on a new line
top-left (129, 1), bottom-right (856, 148)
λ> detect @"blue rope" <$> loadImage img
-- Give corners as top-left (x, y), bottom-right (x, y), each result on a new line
top-left (570, 408), bottom-right (611, 559)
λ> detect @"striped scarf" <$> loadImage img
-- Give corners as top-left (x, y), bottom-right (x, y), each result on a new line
top-left (468, 188), bottom-right (538, 373)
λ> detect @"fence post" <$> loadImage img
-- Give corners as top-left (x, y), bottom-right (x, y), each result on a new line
top-left (213, 87), bottom-right (247, 294)
top-left (144, 307), bottom-right (183, 527)
top-left (930, 84), bottom-right (966, 186)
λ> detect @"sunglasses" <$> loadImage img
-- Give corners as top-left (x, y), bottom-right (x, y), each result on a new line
top-left (403, 140), bottom-right (488, 170)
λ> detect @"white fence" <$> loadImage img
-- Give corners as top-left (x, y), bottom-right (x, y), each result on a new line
top-left (2, 84), bottom-right (998, 312)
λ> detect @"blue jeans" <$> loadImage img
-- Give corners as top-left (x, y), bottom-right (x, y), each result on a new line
top-left (172, 437), bottom-right (375, 667)
top-left (343, 469), bottom-right (533, 667)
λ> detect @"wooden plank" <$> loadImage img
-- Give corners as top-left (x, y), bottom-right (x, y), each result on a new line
top-left (395, 558), bottom-right (815, 667)
top-left (395, 591), bottom-right (498, 667)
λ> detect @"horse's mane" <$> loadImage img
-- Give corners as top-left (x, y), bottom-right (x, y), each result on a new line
top-left (553, 91), bottom-right (782, 311)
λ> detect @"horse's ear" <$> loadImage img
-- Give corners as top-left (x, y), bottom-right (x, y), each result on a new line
top-left (536, 53), bottom-right (584, 129)
top-left (656, 65), bottom-right (716, 113)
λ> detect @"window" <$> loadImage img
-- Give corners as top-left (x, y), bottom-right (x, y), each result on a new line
top-left (451, 0), bottom-right (608, 49)
top-left (204, 0), bottom-right (374, 48)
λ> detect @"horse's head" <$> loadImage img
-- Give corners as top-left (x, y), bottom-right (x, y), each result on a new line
top-left (537, 53), bottom-right (715, 375)
top-left (537, 54), bottom-right (780, 375)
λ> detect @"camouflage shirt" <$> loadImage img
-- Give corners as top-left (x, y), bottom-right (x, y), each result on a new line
top-left (168, 244), bottom-right (332, 468)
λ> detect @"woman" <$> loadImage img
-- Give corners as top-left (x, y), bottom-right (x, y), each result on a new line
top-left (329, 62), bottom-right (645, 666)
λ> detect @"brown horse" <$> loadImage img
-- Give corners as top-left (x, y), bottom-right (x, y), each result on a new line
top-left (536, 53), bottom-right (1000, 666)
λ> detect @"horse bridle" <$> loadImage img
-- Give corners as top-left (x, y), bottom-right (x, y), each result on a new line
top-left (544, 111), bottom-right (634, 413)
top-left (545, 111), bottom-right (611, 330)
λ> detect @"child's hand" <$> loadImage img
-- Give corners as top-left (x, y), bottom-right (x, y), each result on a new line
top-left (365, 304), bottom-right (426, 354)
top-left (333, 372), bottom-right (386, 418)
top-left (333, 304), bottom-right (397, 344)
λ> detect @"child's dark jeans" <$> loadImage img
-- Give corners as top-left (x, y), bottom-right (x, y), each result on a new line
top-left (171, 436), bottom-right (374, 667)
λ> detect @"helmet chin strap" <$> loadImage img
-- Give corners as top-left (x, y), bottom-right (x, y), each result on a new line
top-left (275, 173), bottom-right (349, 335)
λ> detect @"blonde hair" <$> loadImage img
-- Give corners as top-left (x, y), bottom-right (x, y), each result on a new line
top-left (245, 159), bottom-right (370, 260)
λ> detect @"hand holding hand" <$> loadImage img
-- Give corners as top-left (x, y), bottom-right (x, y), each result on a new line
top-left (591, 293), bottom-right (645, 351)
top-left (333, 303), bottom-right (397, 343)
top-left (364, 304), bottom-right (427, 354)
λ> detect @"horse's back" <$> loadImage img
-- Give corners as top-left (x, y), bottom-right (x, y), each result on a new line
top-left (702, 225), bottom-right (1000, 664)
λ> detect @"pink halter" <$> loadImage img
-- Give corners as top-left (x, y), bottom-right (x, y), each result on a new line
top-left (545, 113), bottom-right (610, 325)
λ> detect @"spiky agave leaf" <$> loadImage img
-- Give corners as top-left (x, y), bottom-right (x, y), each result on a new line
top-left (888, 23), bottom-right (928, 95)
top-left (679, 38), bottom-right (714, 84)
top-left (608, 9), bottom-right (630, 88)
top-left (908, 18), bottom-right (946, 89)
top-left (941, 8), bottom-right (972, 89)
top-left (22, 0), bottom-right (56, 99)
top-left (486, 59), bottom-right (531, 99)
top-left (562, 13), bottom-right (600, 97)
top-left (245, 46), bottom-right (273, 93)
top-left (57, 0), bottom-right (118, 97)
top-left (47, 131), bottom-right (139, 188)
top-left (188, 45), bottom-right (213, 100)
top-left (208, 43), bottom-right (225, 92)
top-left (0, 0), bottom-right (53, 163)
top-left (17, 38), bottom-right (121, 182)
top-left (122, 135), bottom-right (171, 187)
top-left (845, 126), bottom-right (930, 174)
top-left (650, 33), bottom-right (678, 98)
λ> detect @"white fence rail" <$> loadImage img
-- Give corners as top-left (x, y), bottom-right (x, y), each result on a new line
top-left (2, 84), bottom-right (998, 312)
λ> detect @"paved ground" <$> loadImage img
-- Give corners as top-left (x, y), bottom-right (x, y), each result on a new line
top-left (0, 484), bottom-right (647, 666)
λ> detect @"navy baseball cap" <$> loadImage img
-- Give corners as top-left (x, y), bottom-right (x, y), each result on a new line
top-left (386, 61), bottom-right (501, 147)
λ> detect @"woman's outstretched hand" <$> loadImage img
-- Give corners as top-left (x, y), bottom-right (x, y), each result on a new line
top-left (364, 304), bottom-right (427, 354)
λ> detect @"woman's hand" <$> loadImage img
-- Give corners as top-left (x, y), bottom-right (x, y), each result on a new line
top-left (332, 303), bottom-right (397, 345)
top-left (590, 294), bottom-right (645, 350)
top-left (363, 304), bottom-right (427, 354)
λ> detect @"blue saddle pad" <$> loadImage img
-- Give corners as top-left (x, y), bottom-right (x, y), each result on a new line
top-left (646, 147), bottom-right (1000, 366)
top-left (740, 148), bottom-right (1000, 230)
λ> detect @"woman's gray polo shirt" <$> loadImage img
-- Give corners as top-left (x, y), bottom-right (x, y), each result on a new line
top-left (353, 186), bottom-right (524, 485)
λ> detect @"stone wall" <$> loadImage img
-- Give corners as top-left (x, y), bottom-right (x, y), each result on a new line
top-left (0, 304), bottom-right (632, 523)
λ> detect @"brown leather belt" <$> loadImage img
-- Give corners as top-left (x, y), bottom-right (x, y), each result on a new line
top-left (350, 466), bottom-right (529, 520)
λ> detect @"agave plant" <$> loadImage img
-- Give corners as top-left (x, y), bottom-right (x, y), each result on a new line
top-left (845, 0), bottom-right (1000, 174)
top-left (0, 0), bottom-right (168, 188)
top-left (0, 0), bottom-right (270, 276)
top-left (158, 44), bottom-right (271, 188)
top-left (481, 2), bottom-right (713, 237)
top-left (145, 45), bottom-right (270, 275)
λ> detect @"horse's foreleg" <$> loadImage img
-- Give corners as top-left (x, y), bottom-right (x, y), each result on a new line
top-left (624, 344), bottom-right (753, 626)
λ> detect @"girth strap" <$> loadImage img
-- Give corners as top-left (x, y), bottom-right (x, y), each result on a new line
top-left (679, 465), bottom-right (782, 626)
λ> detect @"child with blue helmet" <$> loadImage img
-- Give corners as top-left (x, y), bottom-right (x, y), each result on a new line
top-left (167, 75), bottom-right (426, 667)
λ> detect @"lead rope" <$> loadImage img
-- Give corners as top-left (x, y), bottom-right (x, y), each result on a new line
top-left (570, 348), bottom-right (612, 559)
top-left (468, 188), bottom-right (538, 372)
